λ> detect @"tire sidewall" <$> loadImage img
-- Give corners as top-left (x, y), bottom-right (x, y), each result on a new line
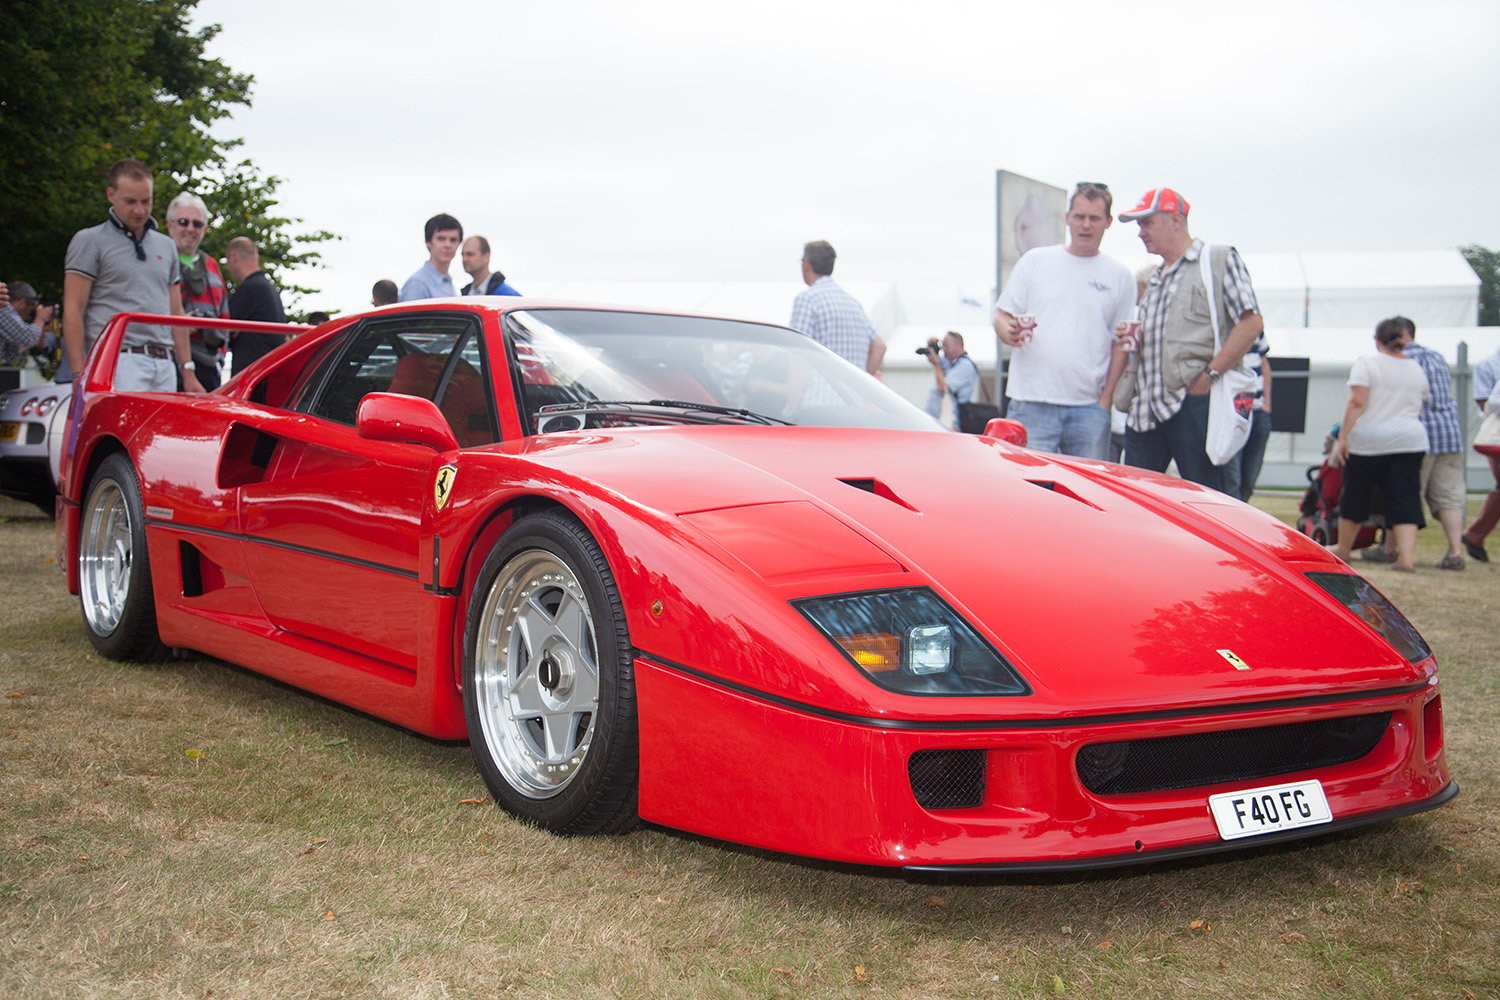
top-left (81, 453), bottom-right (161, 660)
top-left (462, 509), bottom-right (638, 833)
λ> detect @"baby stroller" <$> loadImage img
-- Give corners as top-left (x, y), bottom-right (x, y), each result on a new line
top-left (1295, 425), bottom-right (1385, 550)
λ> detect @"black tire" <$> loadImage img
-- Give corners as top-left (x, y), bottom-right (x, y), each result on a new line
top-left (78, 453), bottom-right (165, 660)
top-left (1308, 517), bottom-right (1332, 547)
top-left (462, 508), bottom-right (639, 834)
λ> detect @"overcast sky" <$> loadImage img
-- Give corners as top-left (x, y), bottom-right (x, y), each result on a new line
top-left (190, 0), bottom-right (1499, 319)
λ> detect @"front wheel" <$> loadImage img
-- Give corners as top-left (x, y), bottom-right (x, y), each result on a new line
top-left (79, 453), bottom-right (165, 660)
top-left (462, 509), bottom-right (639, 834)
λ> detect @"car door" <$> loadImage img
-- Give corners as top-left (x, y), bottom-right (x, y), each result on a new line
top-left (236, 312), bottom-right (496, 671)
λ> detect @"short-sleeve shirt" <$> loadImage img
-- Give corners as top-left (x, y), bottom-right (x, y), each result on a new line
top-left (789, 276), bottom-right (879, 369)
top-left (1347, 353), bottom-right (1429, 455)
top-left (924, 353), bottom-right (979, 428)
top-left (1400, 341), bottom-right (1462, 454)
top-left (996, 245), bottom-right (1136, 406)
top-left (63, 216), bottom-right (180, 351)
top-left (1473, 348), bottom-right (1500, 405)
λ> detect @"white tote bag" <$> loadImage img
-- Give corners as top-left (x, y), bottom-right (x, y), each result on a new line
top-left (1200, 248), bottom-right (1255, 466)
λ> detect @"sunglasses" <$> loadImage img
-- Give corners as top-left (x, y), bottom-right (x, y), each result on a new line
top-left (173, 217), bottom-right (207, 230)
top-left (1076, 181), bottom-right (1109, 191)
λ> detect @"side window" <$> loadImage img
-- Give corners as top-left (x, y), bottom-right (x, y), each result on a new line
top-left (303, 315), bottom-right (497, 447)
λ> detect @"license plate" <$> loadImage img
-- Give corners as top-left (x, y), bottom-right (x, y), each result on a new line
top-left (1208, 779), bottom-right (1332, 840)
top-left (0, 422), bottom-right (17, 443)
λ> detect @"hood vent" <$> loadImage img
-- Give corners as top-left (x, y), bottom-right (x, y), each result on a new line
top-left (840, 477), bottom-right (918, 512)
top-left (1026, 479), bottom-right (1104, 512)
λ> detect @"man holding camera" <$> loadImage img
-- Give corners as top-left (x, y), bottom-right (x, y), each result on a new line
top-left (922, 331), bottom-right (978, 430)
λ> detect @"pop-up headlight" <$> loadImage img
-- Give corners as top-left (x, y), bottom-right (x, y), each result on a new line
top-left (793, 587), bottom-right (1031, 696)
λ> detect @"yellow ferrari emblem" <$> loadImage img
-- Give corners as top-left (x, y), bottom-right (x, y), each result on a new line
top-left (1217, 649), bottom-right (1251, 671)
top-left (434, 464), bottom-right (457, 511)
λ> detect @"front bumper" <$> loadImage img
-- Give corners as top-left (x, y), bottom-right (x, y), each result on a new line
top-left (635, 655), bottom-right (1452, 869)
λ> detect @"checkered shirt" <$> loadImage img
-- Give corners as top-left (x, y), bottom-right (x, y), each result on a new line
top-left (1474, 348), bottom-right (1500, 405)
top-left (0, 305), bottom-right (39, 363)
top-left (1129, 240), bottom-right (1258, 432)
top-left (1401, 341), bottom-right (1463, 453)
top-left (789, 276), bottom-right (878, 369)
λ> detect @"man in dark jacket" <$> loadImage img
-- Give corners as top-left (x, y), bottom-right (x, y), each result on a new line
top-left (224, 237), bottom-right (287, 374)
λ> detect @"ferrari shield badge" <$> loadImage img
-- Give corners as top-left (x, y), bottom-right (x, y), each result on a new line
top-left (1217, 649), bottom-right (1251, 671)
top-left (434, 464), bottom-right (457, 512)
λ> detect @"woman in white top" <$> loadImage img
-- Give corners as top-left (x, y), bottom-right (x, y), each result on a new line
top-left (1332, 317), bottom-right (1430, 571)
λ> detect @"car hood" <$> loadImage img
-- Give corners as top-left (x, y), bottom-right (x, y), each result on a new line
top-left (511, 426), bottom-right (1428, 716)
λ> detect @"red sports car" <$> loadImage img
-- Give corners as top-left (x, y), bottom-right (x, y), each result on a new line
top-left (55, 300), bottom-right (1454, 871)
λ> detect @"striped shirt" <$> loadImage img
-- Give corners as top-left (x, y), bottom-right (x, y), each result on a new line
top-left (1401, 342), bottom-right (1463, 454)
top-left (789, 276), bottom-right (878, 370)
top-left (1129, 240), bottom-right (1258, 432)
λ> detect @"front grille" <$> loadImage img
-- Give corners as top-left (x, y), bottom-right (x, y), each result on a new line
top-left (1077, 713), bottom-right (1391, 796)
top-left (909, 749), bottom-right (986, 810)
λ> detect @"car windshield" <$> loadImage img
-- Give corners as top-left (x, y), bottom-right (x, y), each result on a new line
top-left (506, 309), bottom-right (942, 434)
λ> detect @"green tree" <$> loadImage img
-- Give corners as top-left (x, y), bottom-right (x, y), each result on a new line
top-left (1460, 245), bottom-right (1499, 327)
top-left (0, 0), bottom-right (336, 303)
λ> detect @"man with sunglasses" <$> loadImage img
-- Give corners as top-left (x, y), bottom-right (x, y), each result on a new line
top-left (61, 158), bottom-right (202, 392)
top-left (166, 192), bottom-right (230, 389)
top-left (994, 182), bottom-right (1135, 458)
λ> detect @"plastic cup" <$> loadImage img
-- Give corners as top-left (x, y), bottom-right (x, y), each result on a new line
top-left (1015, 314), bottom-right (1036, 343)
top-left (1120, 320), bottom-right (1141, 352)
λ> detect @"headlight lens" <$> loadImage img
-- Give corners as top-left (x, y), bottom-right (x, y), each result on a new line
top-left (793, 587), bottom-right (1031, 696)
top-left (1306, 571), bottom-right (1431, 663)
top-left (35, 397), bottom-right (57, 417)
top-left (19, 396), bottom-right (37, 416)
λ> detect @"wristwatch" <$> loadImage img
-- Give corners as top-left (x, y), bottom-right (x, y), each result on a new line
top-left (1203, 366), bottom-right (1221, 384)
top-left (180, 361), bottom-right (196, 372)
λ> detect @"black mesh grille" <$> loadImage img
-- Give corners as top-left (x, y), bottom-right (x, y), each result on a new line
top-left (1077, 713), bottom-right (1391, 796)
top-left (909, 749), bottom-right (986, 810)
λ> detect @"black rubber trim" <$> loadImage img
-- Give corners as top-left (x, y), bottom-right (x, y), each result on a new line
top-left (635, 651), bottom-right (1434, 733)
top-left (902, 781), bottom-right (1459, 874)
top-left (144, 518), bottom-right (418, 580)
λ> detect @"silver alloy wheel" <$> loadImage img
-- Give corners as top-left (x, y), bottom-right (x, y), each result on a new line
top-left (472, 547), bottom-right (600, 799)
top-left (80, 477), bottom-right (132, 636)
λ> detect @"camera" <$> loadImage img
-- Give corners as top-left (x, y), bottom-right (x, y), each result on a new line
top-left (914, 338), bottom-right (940, 357)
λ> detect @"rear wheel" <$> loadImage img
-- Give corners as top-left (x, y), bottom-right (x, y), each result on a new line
top-left (79, 453), bottom-right (165, 660)
top-left (463, 509), bottom-right (639, 834)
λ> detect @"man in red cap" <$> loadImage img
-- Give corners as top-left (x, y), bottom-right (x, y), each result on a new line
top-left (1113, 187), bottom-right (1262, 490)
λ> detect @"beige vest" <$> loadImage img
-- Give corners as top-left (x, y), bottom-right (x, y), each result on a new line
top-left (1113, 243), bottom-right (1247, 410)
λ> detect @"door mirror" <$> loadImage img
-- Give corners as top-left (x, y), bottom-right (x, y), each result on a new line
top-left (356, 392), bottom-right (460, 452)
top-left (982, 417), bottom-right (1028, 447)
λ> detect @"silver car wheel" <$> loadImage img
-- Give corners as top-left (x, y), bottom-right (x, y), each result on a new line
top-left (80, 477), bottom-right (133, 636)
top-left (472, 548), bottom-right (600, 799)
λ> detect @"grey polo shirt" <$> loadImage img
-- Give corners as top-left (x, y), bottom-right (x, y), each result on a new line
top-left (63, 215), bottom-right (180, 354)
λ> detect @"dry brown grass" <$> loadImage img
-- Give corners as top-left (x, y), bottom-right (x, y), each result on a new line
top-left (2, 493), bottom-right (1497, 999)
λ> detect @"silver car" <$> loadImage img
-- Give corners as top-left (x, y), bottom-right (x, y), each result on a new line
top-left (0, 382), bottom-right (71, 514)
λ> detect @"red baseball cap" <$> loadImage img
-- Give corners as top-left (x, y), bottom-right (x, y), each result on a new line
top-left (1119, 188), bottom-right (1190, 221)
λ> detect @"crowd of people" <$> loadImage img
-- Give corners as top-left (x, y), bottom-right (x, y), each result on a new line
top-left (3, 167), bottom-right (1494, 571)
top-left (0, 158), bottom-right (289, 391)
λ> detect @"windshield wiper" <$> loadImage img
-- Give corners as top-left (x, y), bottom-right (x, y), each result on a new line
top-left (535, 399), bottom-right (792, 426)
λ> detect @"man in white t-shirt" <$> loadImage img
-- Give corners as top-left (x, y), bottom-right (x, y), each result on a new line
top-left (994, 182), bottom-right (1135, 458)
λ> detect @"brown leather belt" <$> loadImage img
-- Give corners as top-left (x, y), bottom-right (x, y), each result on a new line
top-left (122, 343), bottom-right (172, 359)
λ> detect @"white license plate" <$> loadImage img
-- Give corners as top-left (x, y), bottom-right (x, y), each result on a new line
top-left (1208, 779), bottom-right (1332, 840)
top-left (0, 422), bottom-right (17, 443)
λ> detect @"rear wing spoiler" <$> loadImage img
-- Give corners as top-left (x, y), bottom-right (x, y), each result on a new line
top-left (77, 312), bottom-right (310, 395)
top-left (61, 312), bottom-right (311, 489)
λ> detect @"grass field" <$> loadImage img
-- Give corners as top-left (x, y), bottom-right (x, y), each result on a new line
top-left (2, 493), bottom-right (1496, 999)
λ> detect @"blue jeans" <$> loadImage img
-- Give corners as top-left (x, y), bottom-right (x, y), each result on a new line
top-left (1221, 408), bottom-right (1271, 501)
top-left (1009, 400), bottom-right (1111, 460)
top-left (1124, 391), bottom-right (1226, 491)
